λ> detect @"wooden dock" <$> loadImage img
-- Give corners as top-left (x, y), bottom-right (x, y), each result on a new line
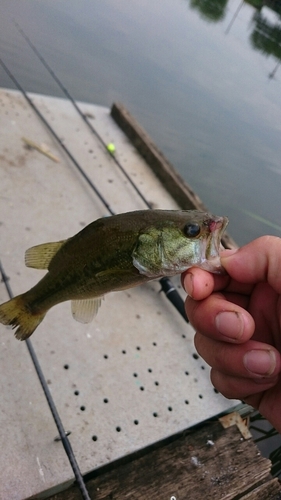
top-left (49, 413), bottom-right (281, 500)
top-left (0, 88), bottom-right (280, 500)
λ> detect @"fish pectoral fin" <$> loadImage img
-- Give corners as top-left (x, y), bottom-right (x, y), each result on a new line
top-left (71, 297), bottom-right (103, 323)
top-left (25, 240), bottom-right (68, 269)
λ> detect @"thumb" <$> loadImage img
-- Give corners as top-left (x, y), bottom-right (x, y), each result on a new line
top-left (221, 236), bottom-right (281, 293)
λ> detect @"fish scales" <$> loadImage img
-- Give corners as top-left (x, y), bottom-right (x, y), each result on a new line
top-left (0, 209), bottom-right (228, 340)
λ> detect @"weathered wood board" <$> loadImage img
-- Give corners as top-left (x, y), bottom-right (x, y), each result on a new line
top-left (49, 418), bottom-right (281, 500)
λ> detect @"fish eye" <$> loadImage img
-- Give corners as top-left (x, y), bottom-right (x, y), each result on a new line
top-left (184, 222), bottom-right (201, 238)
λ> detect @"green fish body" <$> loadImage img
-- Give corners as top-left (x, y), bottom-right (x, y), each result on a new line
top-left (0, 209), bottom-right (228, 340)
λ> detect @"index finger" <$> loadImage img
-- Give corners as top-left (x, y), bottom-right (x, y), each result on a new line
top-left (182, 267), bottom-right (229, 300)
top-left (182, 266), bottom-right (256, 300)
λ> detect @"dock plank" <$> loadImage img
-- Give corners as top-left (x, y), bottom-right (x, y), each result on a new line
top-left (49, 420), bottom-right (281, 500)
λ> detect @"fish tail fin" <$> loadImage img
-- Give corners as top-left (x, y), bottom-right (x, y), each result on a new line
top-left (0, 294), bottom-right (46, 340)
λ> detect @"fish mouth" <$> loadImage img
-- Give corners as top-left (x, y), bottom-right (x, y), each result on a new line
top-left (200, 216), bottom-right (229, 273)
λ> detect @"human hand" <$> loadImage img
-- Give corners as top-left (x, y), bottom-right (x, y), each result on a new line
top-left (182, 236), bottom-right (281, 433)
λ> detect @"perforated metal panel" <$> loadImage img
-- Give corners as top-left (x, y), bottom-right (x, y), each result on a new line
top-left (0, 89), bottom-right (239, 499)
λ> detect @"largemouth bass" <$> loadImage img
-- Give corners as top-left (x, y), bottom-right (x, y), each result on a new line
top-left (0, 209), bottom-right (228, 340)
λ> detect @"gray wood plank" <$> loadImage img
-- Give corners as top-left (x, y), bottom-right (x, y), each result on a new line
top-left (48, 420), bottom-right (281, 500)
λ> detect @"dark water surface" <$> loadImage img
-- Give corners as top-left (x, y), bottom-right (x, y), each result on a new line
top-left (1, 0), bottom-right (281, 245)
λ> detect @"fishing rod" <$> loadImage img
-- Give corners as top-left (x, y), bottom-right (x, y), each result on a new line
top-left (0, 55), bottom-right (188, 322)
top-left (0, 262), bottom-right (91, 500)
top-left (0, 57), bottom-right (112, 216)
top-left (14, 21), bottom-right (151, 209)
top-left (14, 23), bottom-right (188, 320)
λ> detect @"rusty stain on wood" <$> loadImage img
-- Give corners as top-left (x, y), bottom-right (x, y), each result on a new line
top-left (48, 419), bottom-right (281, 500)
top-left (111, 102), bottom-right (237, 250)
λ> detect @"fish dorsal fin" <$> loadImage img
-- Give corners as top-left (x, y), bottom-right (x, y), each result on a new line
top-left (71, 297), bottom-right (103, 323)
top-left (25, 240), bottom-right (67, 269)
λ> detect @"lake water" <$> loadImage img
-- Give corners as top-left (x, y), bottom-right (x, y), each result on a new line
top-left (1, 0), bottom-right (281, 476)
top-left (1, 0), bottom-right (281, 246)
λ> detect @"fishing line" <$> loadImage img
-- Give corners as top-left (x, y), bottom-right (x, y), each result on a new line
top-left (0, 57), bottom-right (113, 216)
top-left (14, 21), bottom-right (151, 209)
top-left (0, 53), bottom-right (186, 499)
top-left (0, 261), bottom-right (91, 500)
top-left (13, 23), bottom-right (189, 321)
top-left (0, 55), bottom-right (188, 322)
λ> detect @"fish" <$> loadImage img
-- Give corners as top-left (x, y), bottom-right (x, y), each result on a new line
top-left (0, 209), bottom-right (228, 340)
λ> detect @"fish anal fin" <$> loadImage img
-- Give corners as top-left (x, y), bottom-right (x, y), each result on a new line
top-left (25, 240), bottom-right (67, 269)
top-left (71, 297), bottom-right (103, 323)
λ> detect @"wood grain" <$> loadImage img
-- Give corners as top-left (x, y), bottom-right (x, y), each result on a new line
top-left (49, 420), bottom-right (281, 500)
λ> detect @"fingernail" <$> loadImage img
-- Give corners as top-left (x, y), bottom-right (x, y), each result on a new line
top-left (215, 311), bottom-right (244, 340)
top-left (184, 272), bottom-right (194, 297)
top-left (244, 349), bottom-right (276, 377)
